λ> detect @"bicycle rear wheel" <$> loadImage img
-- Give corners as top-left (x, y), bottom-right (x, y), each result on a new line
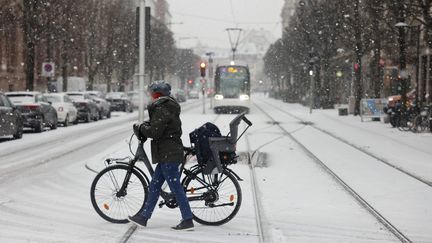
top-left (90, 164), bottom-right (148, 224)
top-left (182, 168), bottom-right (242, 226)
top-left (397, 114), bottom-right (412, 131)
top-left (413, 115), bottom-right (426, 132)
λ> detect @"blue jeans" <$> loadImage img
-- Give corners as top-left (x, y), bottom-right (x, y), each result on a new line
top-left (140, 162), bottom-right (193, 220)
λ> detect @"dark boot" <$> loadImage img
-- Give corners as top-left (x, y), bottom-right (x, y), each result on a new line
top-left (128, 215), bottom-right (148, 227)
top-left (171, 219), bottom-right (194, 230)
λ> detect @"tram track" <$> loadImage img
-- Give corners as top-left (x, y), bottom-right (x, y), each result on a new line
top-left (258, 98), bottom-right (432, 188)
top-left (244, 132), bottom-right (265, 243)
top-left (253, 100), bottom-right (413, 243)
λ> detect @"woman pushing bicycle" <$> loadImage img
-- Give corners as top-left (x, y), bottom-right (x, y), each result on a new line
top-left (128, 80), bottom-right (194, 231)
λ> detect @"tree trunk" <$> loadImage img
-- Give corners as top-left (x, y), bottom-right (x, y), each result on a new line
top-left (353, 0), bottom-right (364, 115)
top-left (397, 0), bottom-right (408, 106)
top-left (371, 43), bottom-right (382, 98)
top-left (420, 0), bottom-right (432, 104)
top-left (61, 39), bottom-right (68, 92)
top-left (321, 58), bottom-right (333, 108)
top-left (105, 68), bottom-right (113, 92)
top-left (88, 70), bottom-right (96, 91)
top-left (23, 0), bottom-right (35, 91)
top-left (368, 0), bottom-right (383, 98)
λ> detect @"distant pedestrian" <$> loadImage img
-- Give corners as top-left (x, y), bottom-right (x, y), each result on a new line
top-left (129, 80), bottom-right (194, 231)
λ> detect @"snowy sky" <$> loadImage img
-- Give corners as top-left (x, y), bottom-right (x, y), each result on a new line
top-left (168, 0), bottom-right (284, 49)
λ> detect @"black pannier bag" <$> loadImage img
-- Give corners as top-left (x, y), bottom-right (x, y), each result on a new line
top-left (189, 123), bottom-right (237, 172)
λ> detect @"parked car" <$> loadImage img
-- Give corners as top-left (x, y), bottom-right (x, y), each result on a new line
top-left (66, 92), bottom-right (100, 122)
top-left (172, 89), bottom-right (187, 103)
top-left (44, 93), bottom-right (78, 126)
top-left (106, 92), bottom-right (133, 112)
top-left (6, 91), bottom-right (58, 132)
top-left (0, 92), bottom-right (23, 139)
top-left (86, 90), bottom-right (105, 99)
top-left (127, 91), bottom-right (149, 109)
top-left (87, 92), bottom-right (111, 119)
top-left (188, 89), bottom-right (200, 99)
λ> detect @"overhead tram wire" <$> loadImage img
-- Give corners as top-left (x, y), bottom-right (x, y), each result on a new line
top-left (229, 0), bottom-right (237, 26)
top-left (171, 12), bottom-right (233, 23)
top-left (171, 11), bottom-right (280, 25)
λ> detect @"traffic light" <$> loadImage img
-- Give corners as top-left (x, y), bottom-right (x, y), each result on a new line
top-left (354, 63), bottom-right (360, 73)
top-left (200, 62), bottom-right (206, 77)
top-left (187, 79), bottom-right (194, 87)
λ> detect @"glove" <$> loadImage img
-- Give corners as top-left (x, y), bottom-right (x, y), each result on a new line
top-left (133, 123), bottom-right (141, 137)
top-left (133, 123), bottom-right (147, 141)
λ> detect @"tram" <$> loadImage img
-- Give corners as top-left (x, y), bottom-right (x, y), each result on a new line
top-left (213, 65), bottom-right (251, 113)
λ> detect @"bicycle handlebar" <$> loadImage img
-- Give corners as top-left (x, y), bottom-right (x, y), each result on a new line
top-left (241, 116), bottom-right (252, 126)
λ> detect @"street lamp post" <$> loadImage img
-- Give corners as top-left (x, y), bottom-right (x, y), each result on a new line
top-left (205, 52), bottom-right (214, 109)
top-left (138, 0), bottom-right (146, 122)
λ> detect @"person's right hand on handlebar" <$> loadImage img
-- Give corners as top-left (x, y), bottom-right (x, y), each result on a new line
top-left (133, 123), bottom-right (147, 141)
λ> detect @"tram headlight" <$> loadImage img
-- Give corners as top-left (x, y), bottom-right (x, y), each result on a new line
top-left (239, 94), bottom-right (250, 101)
top-left (214, 94), bottom-right (224, 100)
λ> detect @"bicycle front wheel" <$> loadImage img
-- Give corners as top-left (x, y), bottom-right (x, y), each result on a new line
top-left (182, 168), bottom-right (242, 226)
top-left (397, 115), bottom-right (411, 131)
top-left (414, 115), bottom-right (429, 132)
top-left (90, 164), bottom-right (148, 224)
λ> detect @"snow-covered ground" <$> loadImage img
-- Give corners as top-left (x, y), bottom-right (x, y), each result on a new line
top-left (250, 95), bottom-right (432, 243)
top-left (0, 95), bottom-right (431, 242)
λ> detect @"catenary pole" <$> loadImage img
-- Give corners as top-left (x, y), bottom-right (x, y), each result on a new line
top-left (138, 0), bottom-right (146, 122)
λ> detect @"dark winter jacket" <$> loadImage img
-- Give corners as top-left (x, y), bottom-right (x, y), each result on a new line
top-left (139, 96), bottom-right (184, 164)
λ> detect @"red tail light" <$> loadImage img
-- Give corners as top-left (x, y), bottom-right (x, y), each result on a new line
top-left (24, 105), bottom-right (40, 110)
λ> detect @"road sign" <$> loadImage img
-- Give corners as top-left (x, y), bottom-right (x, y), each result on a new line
top-left (42, 62), bottom-right (55, 77)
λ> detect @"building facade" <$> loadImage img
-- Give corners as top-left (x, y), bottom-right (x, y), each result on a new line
top-left (0, 1), bottom-right (26, 92)
top-left (1, 0), bottom-right (173, 93)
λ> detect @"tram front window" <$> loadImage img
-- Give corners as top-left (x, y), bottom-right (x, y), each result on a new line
top-left (219, 67), bottom-right (249, 98)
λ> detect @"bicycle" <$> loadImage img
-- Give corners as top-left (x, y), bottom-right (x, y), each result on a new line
top-left (412, 105), bottom-right (431, 133)
top-left (397, 105), bottom-right (419, 132)
top-left (90, 112), bottom-right (252, 226)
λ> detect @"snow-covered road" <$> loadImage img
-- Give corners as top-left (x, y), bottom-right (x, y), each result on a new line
top-left (0, 95), bottom-right (431, 243)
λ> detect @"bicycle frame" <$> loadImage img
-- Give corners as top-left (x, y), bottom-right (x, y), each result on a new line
top-left (112, 139), bottom-right (180, 203)
top-left (109, 138), bottom-right (243, 208)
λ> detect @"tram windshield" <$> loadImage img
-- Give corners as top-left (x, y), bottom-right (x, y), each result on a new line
top-left (217, 66), bottom-right (249, 98)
